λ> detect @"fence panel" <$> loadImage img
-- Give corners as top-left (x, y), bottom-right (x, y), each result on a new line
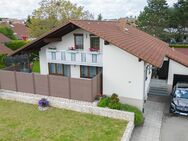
top-left (49, 75), bottom-right (70, 98)
top-left (70, 78), bottom-right (93, 102)
top-left (16, 72), bottom-right (34, 93)
top-left (34, 74), bottom-right (49, 96)
top-left (0, 70), bottom-right (17, 91)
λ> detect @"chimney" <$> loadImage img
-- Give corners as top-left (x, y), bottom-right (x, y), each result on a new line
top-left (118, 18), bottom-right (127, 31)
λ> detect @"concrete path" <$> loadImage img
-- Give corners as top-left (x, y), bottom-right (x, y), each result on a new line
top-left (131, 100), bottom-right (165, 141)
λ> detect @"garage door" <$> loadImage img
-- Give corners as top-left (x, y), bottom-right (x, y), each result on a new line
top-left (173, 74), bottom-right (188, 87)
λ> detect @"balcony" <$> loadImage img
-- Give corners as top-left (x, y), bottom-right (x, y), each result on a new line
top-left (47, 49), bottom-right (103, 67)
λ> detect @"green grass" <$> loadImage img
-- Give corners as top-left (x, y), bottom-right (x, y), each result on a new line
top-left (0, 99), bottom-right (127, 141)
top-left (120, 104), bottom-right (144, 126)
top-left (32, 60), bottom-right (40, 73)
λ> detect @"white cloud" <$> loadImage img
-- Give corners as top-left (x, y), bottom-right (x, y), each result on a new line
top-left (0, 0), bottom-right (177, 19)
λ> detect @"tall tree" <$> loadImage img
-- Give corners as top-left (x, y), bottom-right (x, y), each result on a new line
top-left (28, 0), bottom-right (94, 37)
top-left (137, 0), bottom-right (169, 39)
top-left (97, 13), bottom-right (103, 21)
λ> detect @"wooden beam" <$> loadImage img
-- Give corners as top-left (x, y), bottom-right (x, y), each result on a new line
top-left (43, 37), bottom-right (62, 43)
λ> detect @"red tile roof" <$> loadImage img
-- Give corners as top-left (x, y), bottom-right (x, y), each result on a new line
top-left (175, 48), bottom-right (188, 56)
top-left (9, 20), bottom-right (188, 68)
top-left (0, 33), bottom-right (10, 43)
top-left (0, 44), bottom-right (13, 54)
top-left (12, 23), bottom-right (29, 39)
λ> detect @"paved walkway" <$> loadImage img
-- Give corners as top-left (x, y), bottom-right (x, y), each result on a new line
top-left (131, 100), bottom-right (165, 141)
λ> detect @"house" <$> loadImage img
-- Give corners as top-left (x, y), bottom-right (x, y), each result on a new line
top-left (11, 23), bottom-right (29, 40)
top-left (0, 33), bottom-right (10, 43)
top-left (9, 19), bottom-right (188, 111)
top-left (0, 43), bottom-right (12, 55)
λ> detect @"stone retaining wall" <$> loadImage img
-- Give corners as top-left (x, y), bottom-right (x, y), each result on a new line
top-left (0, 89), bottom-right (134, 141)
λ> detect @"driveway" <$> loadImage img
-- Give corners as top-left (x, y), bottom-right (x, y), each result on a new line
top-left (131, 94), bottom-right (188, 141)
top-left (161, 96), bottom-right (188, 141)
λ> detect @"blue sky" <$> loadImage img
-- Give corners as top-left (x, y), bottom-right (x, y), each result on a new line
top-left (0, 0), bottom-right (177, 19)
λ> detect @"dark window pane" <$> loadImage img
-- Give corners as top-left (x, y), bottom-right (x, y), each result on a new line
top-left (64, 65), bottom-right (71, 77)
top-left (90, 66), bottom-right (97, 78)
top-left (81, 66), bottom-right (88, 78)
top-left (75, 35), bottom-right (83, 49)
top-left (57, 64), bottom-right (63, 74)
top-left (90, 36), bottom-right (100, 49)
top-left (49, 63), bottom-right (56, 74)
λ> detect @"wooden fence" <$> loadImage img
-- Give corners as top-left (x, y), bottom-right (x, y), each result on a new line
top-left (0, 70), bottom-right (102, 102)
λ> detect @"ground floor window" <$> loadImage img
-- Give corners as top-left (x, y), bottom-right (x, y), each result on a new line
top-left (80, 66), bottom-right (102, 78)
top-left (49, 63), bottom-right (71, 76)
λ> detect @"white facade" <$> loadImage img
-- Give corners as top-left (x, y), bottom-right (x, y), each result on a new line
top-left (168, 59), bottom-right (188, 85)
top-left (103, 44), bottom-right (146, 109)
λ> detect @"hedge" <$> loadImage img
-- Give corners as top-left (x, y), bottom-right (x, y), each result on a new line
top-left (32, 60), bottom-right (40, 73)
top-left (0, 26), bottom-right (17, 40)
top-left (5, 40), bottom-right (29, 51)
top-left (170, 44), bottom-right (188, 48)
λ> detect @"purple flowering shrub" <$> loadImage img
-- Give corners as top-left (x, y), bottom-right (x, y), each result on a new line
top-left (38, 98), bottom-right (49, 107)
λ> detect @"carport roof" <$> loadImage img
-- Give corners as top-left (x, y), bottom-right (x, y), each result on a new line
top-left (9, 20), bottom-right (188, 68)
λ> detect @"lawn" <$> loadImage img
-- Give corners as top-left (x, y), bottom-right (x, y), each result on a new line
top-left (0, 99), bottom-right (127, 141)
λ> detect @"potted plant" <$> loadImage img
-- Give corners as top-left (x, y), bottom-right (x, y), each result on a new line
top-left (89, 47), bottom-right (99, 52)
top-left (38, 98), bottom-right (49, 111)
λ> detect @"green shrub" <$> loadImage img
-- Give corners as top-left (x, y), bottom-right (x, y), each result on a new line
top-left (32, 60), bottom-right (40, 73)
top-left (0, 26), bottom-right (17, 40)
top-left (0, 55), bottom-right (6, 69)
top-left (108, 93), bottom-right (121, 110)
top-left (97, 96), bottom-right (110, 107)
top-left (5, 40), bottom-right (29, 50)
top-left (120, 104), bottom-right (144, 126)
top-left (170, 44), bottom-right (188, 48)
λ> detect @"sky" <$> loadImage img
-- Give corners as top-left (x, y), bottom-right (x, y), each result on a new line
top-left (0, 0), bottom-right (178, 20)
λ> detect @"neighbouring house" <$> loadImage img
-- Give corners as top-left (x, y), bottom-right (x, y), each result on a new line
top-left (9, 20), bottom-right (188, 111)
top-left (0, 43), bottom-right (12, 55)
top-left (0, 33), bottom-right (10, 43)
top-left (11, 23), bottom-right (29, 40)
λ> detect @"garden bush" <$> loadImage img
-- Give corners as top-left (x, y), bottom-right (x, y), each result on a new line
top-left (0, 26), bottom-right (17, 40)
top-left (108, 93), bottom-right (121, 110)
top-left (97, 94), bottom-right (144, 126)
top-left (5, 40), bottom-right (29, 50)
top-left (32, 60), bottom-right (40, 73)
top-left (97, 96), bottom-right (110, 107)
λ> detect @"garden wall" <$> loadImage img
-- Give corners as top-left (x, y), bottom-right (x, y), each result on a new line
top-left (0, 70), bottom-right (102, 102)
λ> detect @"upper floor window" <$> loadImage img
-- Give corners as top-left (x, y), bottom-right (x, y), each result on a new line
top-left (90, 35), bottom-right (100, 50)
top-left (74, 34), bottom-right (83, 49)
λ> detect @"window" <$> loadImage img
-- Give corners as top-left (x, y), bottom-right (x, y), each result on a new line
top-left (49, 63), bottom-right (71, 77)
top-left (64, 65), bottom-right (71, 77)
top-left (74, 34), bottom-right (83, 49)
top-left (92, 54), bottom-right (97, 63)
top-left (51, 52), bottom-right (56, 60)
top-left (80, 66), bottom-right (102, 78)
top-left (57, 64), bottom-right (63, 74)
top-left (49, 63), bottom-right (56, 74)
top-left (90, 35), bottom-right (100, 50)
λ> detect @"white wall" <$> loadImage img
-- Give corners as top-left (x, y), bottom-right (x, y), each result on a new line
top-left (168, 59), bottom-right (188, 85)
top-left (39, 48), bottom-right (49, 75)
top-left (103, 44), bottom-right (145, 102)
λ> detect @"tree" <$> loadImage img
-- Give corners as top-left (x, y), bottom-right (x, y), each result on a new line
top-left (137, 0), bottom-right (169, 40)
top-left (97, 13), bottom-right (103, 21)
top-left (0, 26), bottom-right (17, 40)
top-left (28, 0), bottom-right (94, 37)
